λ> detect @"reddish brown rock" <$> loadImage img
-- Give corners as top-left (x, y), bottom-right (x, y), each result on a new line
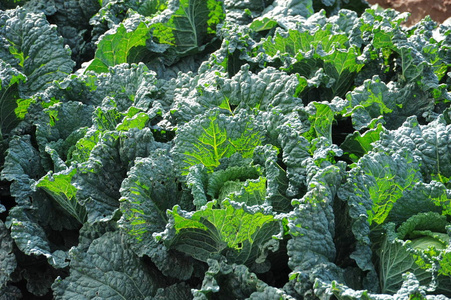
top-left (367, 0), bottom-right (451, 26)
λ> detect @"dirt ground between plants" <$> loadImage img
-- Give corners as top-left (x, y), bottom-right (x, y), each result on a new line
top-left (366, 0), bottom-right (451, 26)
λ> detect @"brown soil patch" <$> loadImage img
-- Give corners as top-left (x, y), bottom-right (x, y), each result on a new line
top-left (366, 0), bottom-right (451, 26)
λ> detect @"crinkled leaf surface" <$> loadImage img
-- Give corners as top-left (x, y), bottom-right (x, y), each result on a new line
top-left (212, 65), bottom-right (303, 114)
top-left (73, 131), bottom-right (125, 223)
top-left (22, 0), bottom-right (101, 68)
top-left (206, 165), bottom-right (260, 198)
top-left (337, 149), bottom-right (422, 288)
top-left (154, 282), bottom-right (192, 300)
top-left (376, 116), bottom-right (451, 181)
top-left (0, 220), bottom-right (16, 289)
top-left (1, 135), bottom-right (44, 205)
top-left (339, 150), bottom-right (421, 227)
top-left (74, 128), bottom-right (164, 223)
top-left (0, 9), bottom-right (74, 96)
top-left (43, 62), bottom-right (159, 110)
top-left (52, 231), bottom-right (160, 299)
top-left (259, 26), bottom-right (363, 100)
top-left (387, 181), bottom-right (449, 224)
top-left (344, 77), bottom-right (436, 131)
top-left (118, 150), bottom-right (195, 279)
top-left (35, 101), bottom-right (95, 169)
top-left (36, 101), bottom-right (94, 144)
top-left (259, 0), bottom-right (314, 20)
top-left (287, 160), bottom-right (344, 279)
top-left (0, 60), bottom-right (26, 139)
top-left (193, 258), bottom-right (294, 299)
top-left (304, 101), bottom-right (336, 143)
top-left (172, 64), bottom-right (304, 123)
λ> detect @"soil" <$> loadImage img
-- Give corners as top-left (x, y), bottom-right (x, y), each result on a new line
top-left (366, 0), bottom-right (451, 26)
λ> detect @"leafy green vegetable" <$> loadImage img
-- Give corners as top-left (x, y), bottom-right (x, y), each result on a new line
top-left (160, 200), bottom-right (282, 266)
top-left (52, 231), bottom-right (161, 299)
top-left (151, 0), bottom-right (224, 56)
top-left (35, 168), bottom-right (87, 224)
top-left (378, 214), bottom-right (451, 294)
top-left (341, 150), bottom-right (421, 226)
top-left (1, 1), bottom-right (451, 299)
top-left (0, 8), bottom-right (74, 96)
top-left (0, 60), bottom-right (26, 140)
top-left (86, 23), bottom-right (151, 73)
top-left (172, 109), bottom-right (265, 175)
top-left (376, 116), bottom-right (451, 181)
top-left (0, 220), bottom-right (16, 290)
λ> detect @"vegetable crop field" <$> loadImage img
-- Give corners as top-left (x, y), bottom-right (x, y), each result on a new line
top-left (1, 0), bottom-right (451, 299)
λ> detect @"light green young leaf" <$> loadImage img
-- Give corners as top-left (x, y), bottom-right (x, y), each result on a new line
top-left (162, 200), bottom-right (281, 265)
top-left (66, 128), bottom-right (101, 165)
top-left (206, 165), bottom-right (261, 200)
top-left (343, 76), bottom-right (393, 130)
top-left (172, 109), bottom-right (265, 175)
top-left (340, 123), bottom-right (384, 162)
top-left (262, 28), bottom-right (348, 58)
top-left (336, 149), bottom-right (422, 288)
top-left (93, 104), bottom-right (122, 131)
top-left (321, 47), bottom-right (364, 98)
top-left (305, 102), bottom-right (335, 143)
top-left (259, 26), bottom-right (363, 100)
top-left (379, 223), bottom-right (435, 294)
top-left (86, 23), bottom-right (151, 73)
top-left (379, 215), bottom-right (451, 295)
top-left (116, 111), bottom-right (149, 131)
top-left (35, 168), bottom-right (87, 224)
top-left (225, 177), bottom-right (267, 207)
top-left (249, 17), bottom-right (278, 32)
